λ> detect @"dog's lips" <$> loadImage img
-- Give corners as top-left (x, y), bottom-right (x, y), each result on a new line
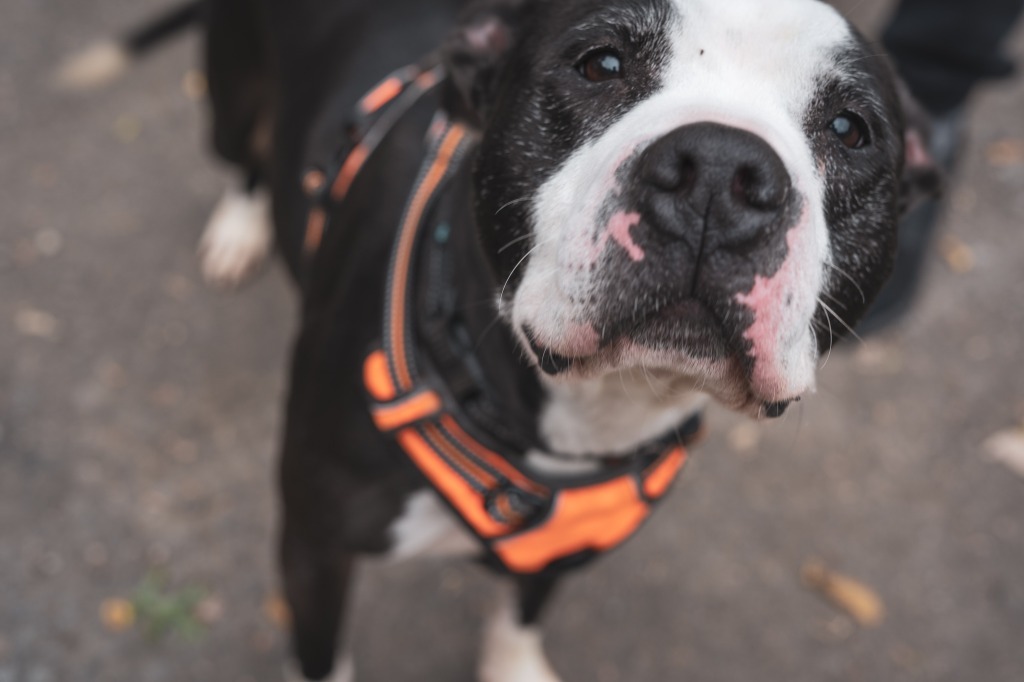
top-left (522, 323), bottom-right (601, 376)
top-left (523, 298), bottom-right (727, 377)
top-left (522, 299), bottom-right (808, 417)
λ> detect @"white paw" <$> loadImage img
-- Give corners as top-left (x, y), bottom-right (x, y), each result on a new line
top-left (54, 40), bottom-right (130, 91)
top-left (479, 591), bottom-right (561, 682)
top-left (198, 186), bottom-right (272, 287)
top-left (283, 655), bottom-right (354, 682)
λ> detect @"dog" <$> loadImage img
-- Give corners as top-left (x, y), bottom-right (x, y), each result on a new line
top-left (61, 0), bottom-right (938, 679)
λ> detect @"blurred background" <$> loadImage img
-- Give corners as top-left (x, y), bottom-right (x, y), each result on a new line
top-left (1, 0), bottom-right (1023, 680)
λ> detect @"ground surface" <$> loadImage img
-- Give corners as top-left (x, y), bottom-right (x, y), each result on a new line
top-left (2, 1), bottom-right (1024, 681)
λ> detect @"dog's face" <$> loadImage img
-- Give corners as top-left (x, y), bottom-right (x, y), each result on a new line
top-left (446, 0), bottom-right (936, 416)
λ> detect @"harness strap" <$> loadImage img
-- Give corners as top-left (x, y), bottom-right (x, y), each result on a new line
top-left (309, 62), bottom-right (702, 575)
top-left (302, 63), bottom-right (445, 255)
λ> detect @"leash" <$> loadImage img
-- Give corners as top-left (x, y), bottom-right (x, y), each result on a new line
top-left (306, 63), bottom-right (704, 576)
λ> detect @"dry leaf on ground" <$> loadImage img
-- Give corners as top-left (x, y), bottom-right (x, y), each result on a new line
top-left (100, 598), bottom-right (136, 633)
top-left (14, 308), bottom-right (59, 339)
top-left (727, 422), bottom-right (760, 454)
top-left (801, 558), bottom-right (886, 628)
top-left (182, 69), bottom-right (207, 100)
top-left (854, 340), bottom-right (905, 374)
top-left (982, 427), bottom-right (1024, 479)
top-left (113, 114), bottom-right (142, 143)
top-left (264, 594), bottom-right (291, 629)
top-left (986, 138), bottom-right (1024, 168)
top-left (938, 235), bottom-right (976, 274)
top-left (194, 595), bottom-right (225, 625)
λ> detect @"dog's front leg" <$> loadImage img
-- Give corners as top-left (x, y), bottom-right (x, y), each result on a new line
top-left (479, 573), bottom-right (563, 682)
top-left (281, 520), bottom-right (355, 682)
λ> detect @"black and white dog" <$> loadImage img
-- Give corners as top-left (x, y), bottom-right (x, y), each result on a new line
top-left (65, 0), bottom-right (937, 679)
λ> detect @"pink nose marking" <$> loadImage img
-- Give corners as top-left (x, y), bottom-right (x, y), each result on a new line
top-left (735, 205), bottom-right (811, 398)
top-left (605, 211), bottom-right (645, 262)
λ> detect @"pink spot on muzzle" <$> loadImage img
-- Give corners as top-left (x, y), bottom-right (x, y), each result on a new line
top-left (606, 211), bottom-right (645, 262)
top-left (735, 205), bottom-right (814, 398)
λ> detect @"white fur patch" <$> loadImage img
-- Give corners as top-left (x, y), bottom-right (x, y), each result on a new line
top-left (479, 586), bottom-right (562, 682)
top-left (54, 41), bottom-right (130, 91)
top-left (539, 369), bottom-right (707, 456)
top-left (283, 655), bottom-right (354, 682)
top-left (386, 489), bottom-right (480, 561)
top-left (515, 0), bottom-right (852, 407)
top-left (198, 186), bottom-right (273, 287)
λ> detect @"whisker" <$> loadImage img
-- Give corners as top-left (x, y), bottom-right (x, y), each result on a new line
top-left (817, 298), bottom-right (863, 346)
top-left (499, 243), bottom-right (544, 306)
top-left (497, 233), bottom-right (534, 254)
top-left (496, 196), bottom-right (531, 215)
top-left (823, 262), bottom-right (866, 304)
top-left (498, 233), bottom-right (561, 305)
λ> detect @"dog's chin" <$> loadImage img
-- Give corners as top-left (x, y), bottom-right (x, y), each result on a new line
top-left (521, 300), bottom-right (809, 419)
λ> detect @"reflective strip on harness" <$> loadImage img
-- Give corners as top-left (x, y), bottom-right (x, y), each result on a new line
top-left (492, 476), bottom-right (651, 574)
top-left (371, 389), bottom-right (442, 431)
top-left (395, 427), bottom-right (516, 538)
top-left (302, 63), bottom-right (446, 257)
top-left (643, 446), bottom-right (687, 499)
top-left (386, 125), bottom-right (468, 392)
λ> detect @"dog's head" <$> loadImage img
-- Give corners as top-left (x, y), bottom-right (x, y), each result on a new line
top-left (444, 0), bottom-right (938, 417)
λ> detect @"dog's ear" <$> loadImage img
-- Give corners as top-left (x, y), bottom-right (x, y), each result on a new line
top-left (896, 80), bottom-right (943, 214)
top-left (442, 0), bottom-right (534, 127)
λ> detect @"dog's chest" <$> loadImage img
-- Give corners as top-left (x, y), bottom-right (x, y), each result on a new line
top-left (386, 489), bottom-right (479, 561)
top-left (385, 373), bottom-right (705, 560)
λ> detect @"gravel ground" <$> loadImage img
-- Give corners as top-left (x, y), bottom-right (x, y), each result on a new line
top-left (2, 1), bottom-right (1023, 681)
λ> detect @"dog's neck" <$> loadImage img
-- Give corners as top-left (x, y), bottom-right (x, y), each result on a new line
top-left (443, 146), bottom-right (707, 461)
top-left (538, 372), bottom-right (708, 456)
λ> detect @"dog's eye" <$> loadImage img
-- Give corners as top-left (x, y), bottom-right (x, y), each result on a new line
top-left (578, 49), bottom-right (623, 82)
top-left (829, 112), bottom-right (870, 149)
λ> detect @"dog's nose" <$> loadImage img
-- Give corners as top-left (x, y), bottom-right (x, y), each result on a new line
top-left (639, 123), bottom-right (792, 246)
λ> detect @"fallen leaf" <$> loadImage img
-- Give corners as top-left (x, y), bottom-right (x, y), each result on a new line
top-left (264, 594), bottom-right (291, 629)
top-left (727, 422), bottom-right (760, 454)
top-left (194, 595), bottom-right (225, 625)
top-left (983, 427), bottom-right (1024, 478)
top-left (986, 138), bottom-right (1024, 168)
top-left (113, 114), bottom-right (142, 143)
top-left (161, 274), bottom-right (194, 302)
top-left (14, 308), bottom-right (59, 339)
top-left (854, 340), bottom-right (904, 375)
top-left (938, 234), bottom-right (976, 274)
top-left (100, 598), bottom-right (136, 632)
top-left (801, 559), bottom-right (886, 628)
top-left (181, 69), bottom-right (207, 100)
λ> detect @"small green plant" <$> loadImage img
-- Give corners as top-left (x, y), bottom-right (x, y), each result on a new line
top-left (130, 573), bottom-right (206, 641)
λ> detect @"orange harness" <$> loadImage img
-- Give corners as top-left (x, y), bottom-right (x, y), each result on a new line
top-left (307, 65), bottom-right (703, 575)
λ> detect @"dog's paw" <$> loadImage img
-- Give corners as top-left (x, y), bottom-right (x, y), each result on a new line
top-left (478, 598), bottom-right (561, 682)
top-left (54, 40), bottom-right (130, 91)
top-left (199, 186), bottom-right (272, 288)
top-left (283, 655), bottom-right (354, 682)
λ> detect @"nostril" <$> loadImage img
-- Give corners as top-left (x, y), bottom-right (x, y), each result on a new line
top-left (731, 163), bottom-right (789, 211)
top-left (644, 148), bottom-right (698, 193)
top-left (648, 163), bottom-right (681, 192)
top-left (678, 158), bottom-right (698, 194)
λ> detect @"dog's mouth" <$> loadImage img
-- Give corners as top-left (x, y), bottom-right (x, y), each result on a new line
top-left (522, 299), bottom-right (801, 419)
